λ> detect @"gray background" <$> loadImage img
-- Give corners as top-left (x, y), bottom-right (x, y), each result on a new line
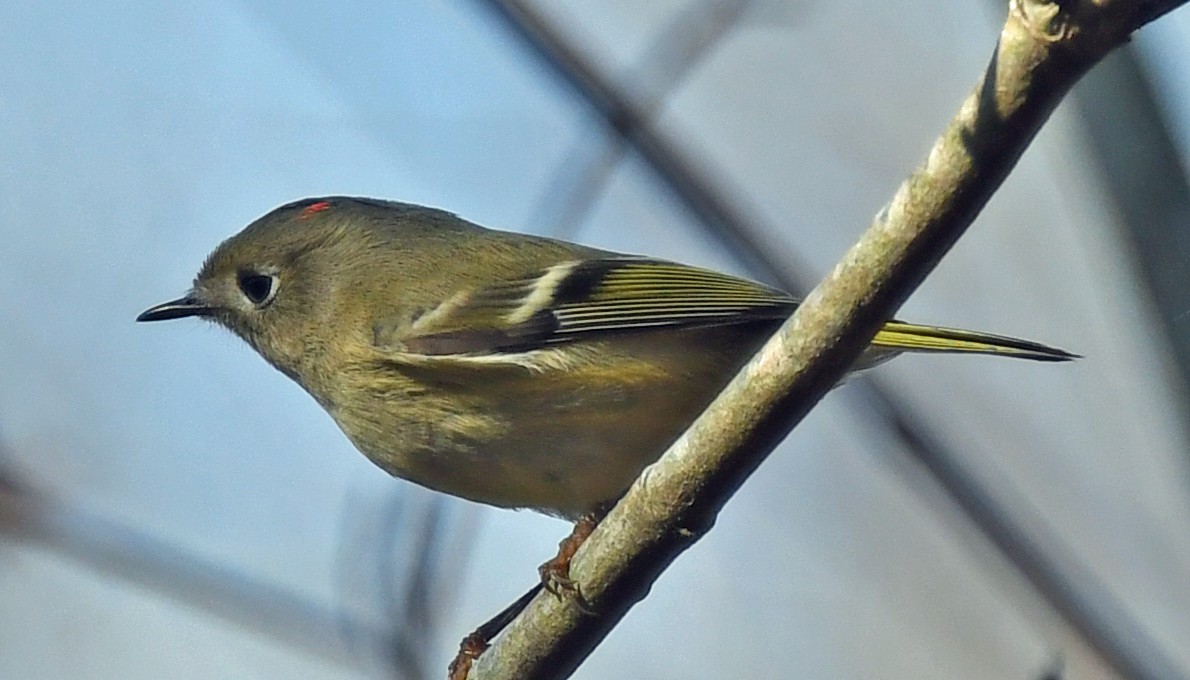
top-left (3, 2), bottom-right (1190, 679)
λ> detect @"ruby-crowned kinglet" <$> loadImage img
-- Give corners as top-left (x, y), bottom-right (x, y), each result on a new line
top-left (138, 197), bottom-right (1075, 518)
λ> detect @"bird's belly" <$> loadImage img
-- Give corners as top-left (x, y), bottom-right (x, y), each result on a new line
top-left (335, 325), bottom-right (777, 518)
top-left (358, 379), bottom-right (709, 518)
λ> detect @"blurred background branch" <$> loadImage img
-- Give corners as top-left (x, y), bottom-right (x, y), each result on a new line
top-left (0, 436), bottom-right (463, 678)
top-left (471, 2), bottom-right (1190, 678)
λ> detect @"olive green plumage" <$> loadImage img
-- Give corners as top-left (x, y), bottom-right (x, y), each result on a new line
top-left (138, 197), bottom-right (1075, 518)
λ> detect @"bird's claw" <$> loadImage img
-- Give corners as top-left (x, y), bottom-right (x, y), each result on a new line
top-left (537, 511), bottom-right (604, 613)
top-left (447, 630), bottom-right (488, 680)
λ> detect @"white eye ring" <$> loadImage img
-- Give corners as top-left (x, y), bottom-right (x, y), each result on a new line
top-left (236, 271), bottom-right (278, 306)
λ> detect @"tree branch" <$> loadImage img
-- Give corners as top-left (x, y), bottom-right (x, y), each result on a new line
top-left (470, 2), bottom-right (1189, 678)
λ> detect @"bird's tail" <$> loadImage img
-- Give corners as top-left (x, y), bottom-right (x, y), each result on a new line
top-left (872, 321), bottom-right (1078, 362)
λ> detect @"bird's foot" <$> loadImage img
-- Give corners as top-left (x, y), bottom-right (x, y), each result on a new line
top-left (447, 629), bottom-right (488, 680)
top-left (446, 582), bottom-right (543, 679)
top-left (538, 509), bottom-right (605, 612)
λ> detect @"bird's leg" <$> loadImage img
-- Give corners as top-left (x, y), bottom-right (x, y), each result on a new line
top-left (538, 505), bottom-right (609, 603)
top-left (447, 583), bottom-right (543, 680)
top-left (446, 506), bottom-right (610, 679)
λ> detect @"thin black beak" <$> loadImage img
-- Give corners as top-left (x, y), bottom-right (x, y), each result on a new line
top-left (136, 295), bottom-right (214, 322)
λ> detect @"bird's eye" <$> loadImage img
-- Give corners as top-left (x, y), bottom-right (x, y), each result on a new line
top-left (237, 271), bottom-right (277, 306)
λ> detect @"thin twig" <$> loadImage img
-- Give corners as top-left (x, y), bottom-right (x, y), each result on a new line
top-left (470, 2), bottom-right (1190, 678)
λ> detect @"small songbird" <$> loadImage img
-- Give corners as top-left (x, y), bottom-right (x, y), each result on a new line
top-left (137, 197), bottom-right (1075, 519)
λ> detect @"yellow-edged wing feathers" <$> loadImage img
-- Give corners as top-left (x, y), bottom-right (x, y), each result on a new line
top-left (381, 257), bottom-right (1076, 362)
top-left (389, 258), bottom-right (793, 355)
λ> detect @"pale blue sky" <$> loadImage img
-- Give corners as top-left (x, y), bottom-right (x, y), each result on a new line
top-left (4, 3), bottom-right (1190, 679)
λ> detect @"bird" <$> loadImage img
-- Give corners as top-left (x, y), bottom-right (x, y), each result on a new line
top-left (138, 196), bottom-right (1076, 520)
